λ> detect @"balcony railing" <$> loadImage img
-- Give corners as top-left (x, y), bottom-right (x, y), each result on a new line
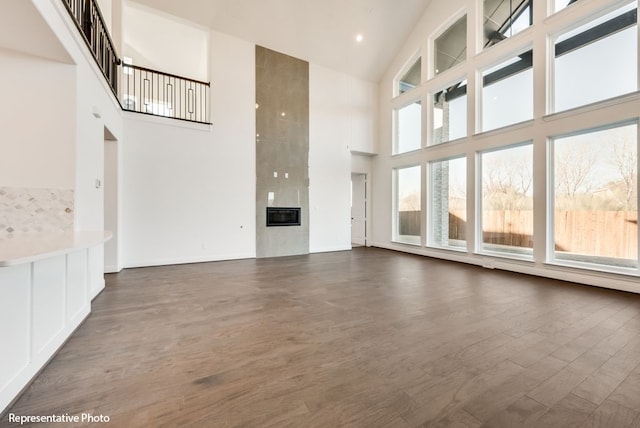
top-left (62, 0), bottom-right (119, 95)
top-left (121, 64), bottom-right (210, 124)
top-left (61, 0), bottom-right (211, 124)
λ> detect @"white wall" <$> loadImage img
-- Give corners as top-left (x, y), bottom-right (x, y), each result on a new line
top-left (122, 1), bottom-right (209, 81)
top-left (346, 76), bottom-right (378, 155)
top-left (121, 30), bottom-right (255, 267)
top-left (0, 0), bottom-right (72, 64)
top-left (26, 0), bottom-right (123, 233)
top-left (73, 63), bottom-right (122, 233)
top-left (308, 65), bottom-right (377, 253)
top-left (0, 48), bottom-right (76, 190)
top-left (352, 153), bottom-right (373, 175)
top-left (309, 65), bottom-right (352, 253)
top-left (122, 29), bottom-right (376, 265)
top-left (18, 0), bottom-right (376, 271)
top-left (30, 0), bottom-right (124, 296)
top-left (96, 0), bottom-right (112, 32)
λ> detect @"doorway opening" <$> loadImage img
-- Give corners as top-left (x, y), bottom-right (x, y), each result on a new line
top-left (351, 173), bottom-right (367, 247)
top-left (104, 127), bottom-right (120, 273)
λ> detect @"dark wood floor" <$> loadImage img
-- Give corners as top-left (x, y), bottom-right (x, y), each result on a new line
top-left (4, 247), bottom-right (640, 427)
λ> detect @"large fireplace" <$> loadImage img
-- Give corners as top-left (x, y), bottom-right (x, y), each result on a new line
top-left (266, 207), bottom-right (301, 227)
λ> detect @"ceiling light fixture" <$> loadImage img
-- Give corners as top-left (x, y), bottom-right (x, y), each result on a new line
top-left (355, 34), bottom-right (364, 43)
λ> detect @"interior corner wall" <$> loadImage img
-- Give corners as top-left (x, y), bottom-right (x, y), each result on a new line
top-left (122, 1), bottom-right (209, 82)
top-left (121, 30), bottom-right (256, 267)
top-left (6, 0), bottom-right (125, 298)
top-left (71, 46), bottom-right (124, 236)
top-left (309, 64), bottom-right (351, 253)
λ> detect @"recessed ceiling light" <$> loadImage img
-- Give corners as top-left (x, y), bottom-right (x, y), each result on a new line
top-left (355, 34), bottom-right (364, 43)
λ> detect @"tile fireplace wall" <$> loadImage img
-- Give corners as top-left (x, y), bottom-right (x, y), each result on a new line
top-left (255, 46), bottom-right (310, 257)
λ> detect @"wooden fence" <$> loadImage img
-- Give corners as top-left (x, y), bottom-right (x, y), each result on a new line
top-left (399, 210), bottom-right (637, 259)
top-left (554, 210), bottom-right (637, 260)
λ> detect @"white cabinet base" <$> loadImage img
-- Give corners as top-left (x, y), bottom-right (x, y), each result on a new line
top-left (0, 249), bottom-right (93, 414)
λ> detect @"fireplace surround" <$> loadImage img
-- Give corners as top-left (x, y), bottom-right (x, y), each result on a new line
top-left (266, 207), bottom-right (301, 227)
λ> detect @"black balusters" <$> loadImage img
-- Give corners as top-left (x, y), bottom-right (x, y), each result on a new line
top-left (61, 0), bottom-right (211, 124)
top-left (121, 64), bottom-right (210, 124)
top-left (61, 0), bottom-right (120, 95)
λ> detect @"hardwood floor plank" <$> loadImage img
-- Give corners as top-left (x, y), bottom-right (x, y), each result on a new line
top-left (551, 325), bottom-right (615, 363)
top-left (526, 349), bottom-right (611, 407)
top-left (3, 247), bottom-right (640, 427)
top-left (608, 365), bottom-right (640, 412)
top-left (533, 393), bottom-right (598, 428)
top-left (574, 335), bottom-right (640, 406)
top-left (480, 395), bottom-right (549, 428)
top-left (463, 355), bottom-right (567, 421)
top-left (582, 400), bottom-right (639, 428)
top-left (402, 360), bottom-right (524, 426)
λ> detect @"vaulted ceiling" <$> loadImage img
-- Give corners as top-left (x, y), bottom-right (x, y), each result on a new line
top-left (129, 0), bottom-right (433, 82)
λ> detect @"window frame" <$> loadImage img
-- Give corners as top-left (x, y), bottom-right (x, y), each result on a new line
top-left (393, 97), bottom-right (424, 155)
top-left (550, 0), bottom-right (638, 114)
top-left (394, 52), bottom-right (422, 98)
top-left (427, 155), bottom-right (468, 251)
top-left (483, 0), bottom-right (533, 50)
top-left (393, 164), bottom-right (423, 246)
top-left (384, 0), bottom-right (640, 287)
top-left (478, 47), bottom-right (534, 133)
top-left (546, 120), bottom-right (640, 274)
top-left (476, 141), bottom-right (535, 260)
top-left (430, 76), bottom-right (468, 146)
top-left (433, 12), bottom-right (468, 77)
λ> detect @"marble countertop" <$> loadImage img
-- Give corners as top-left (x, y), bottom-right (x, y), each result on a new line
top-left (0, 231), bottom-right (112, 267)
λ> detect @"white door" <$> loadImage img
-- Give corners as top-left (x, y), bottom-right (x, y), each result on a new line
top-left (351, 173), bottom-right (366, 246)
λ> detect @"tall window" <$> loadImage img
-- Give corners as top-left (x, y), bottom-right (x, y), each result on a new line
top-left (395, 166), bottom-right (421, 245)
top-left (432, 80), bottom-right (467, 145)
top-left (435, 15), bottom-right (467, 75)
top-left (554, 2), bottom-right (637, 112)
top-left (552, 123), bottom-right (638, 268)
top-left (395, 101), bottom-right (422, 154)
top-left (482, 52), bottom-right (533, 132)
top-left (480, 143), bottom-right (534, 256)
top-left (429, 157), bottom-right (466, 250)
top-left (483, 0), bottom-right (532, 49)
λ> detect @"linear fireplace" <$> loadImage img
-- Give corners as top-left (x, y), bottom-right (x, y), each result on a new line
top-left (266, 207), bottom-right (301, 227)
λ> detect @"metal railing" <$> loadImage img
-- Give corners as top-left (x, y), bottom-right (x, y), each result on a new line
top-left (121, 64), bottom-right (210, 124)
top-left (61, 0), bottom-right (211, 124)
top-left (61, 0), bottom-right (120, 95)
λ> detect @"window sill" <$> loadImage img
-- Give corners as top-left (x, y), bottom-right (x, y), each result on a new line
top-left (544, 91), bottom-right (640, 123)
top-left (545, 259), bottom-right (639, 278)
top-left (474, 119), bottom-right (535, 140)
top-left (391, 239), bottom-right (421, 247)
top-left (427, 243), bottom-right (467, 253)
top-left (476, 247), bottom-right (534, 263)
top-left (392, 147), bottom-right (424, 158)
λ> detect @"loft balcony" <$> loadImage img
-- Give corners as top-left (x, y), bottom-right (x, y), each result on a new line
top-left (61, 0), bottom-right (211, 124)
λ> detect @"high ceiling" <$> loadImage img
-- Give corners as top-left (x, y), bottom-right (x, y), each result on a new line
top-left (129, 0), bottom-right (433, 82)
